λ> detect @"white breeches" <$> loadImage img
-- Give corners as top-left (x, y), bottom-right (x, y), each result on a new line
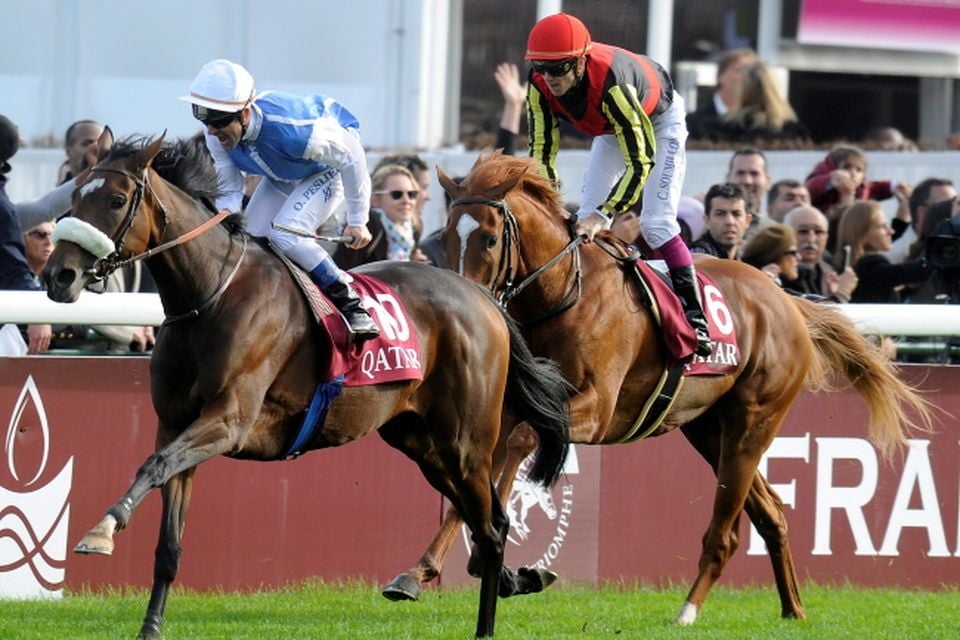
top-left (577, 91), bottom-right (688, 250)
top-left (244, 170), bottom-right (346, 271)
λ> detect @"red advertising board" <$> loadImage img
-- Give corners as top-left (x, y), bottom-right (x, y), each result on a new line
top-left (1, 357), bottom-right (957, 598)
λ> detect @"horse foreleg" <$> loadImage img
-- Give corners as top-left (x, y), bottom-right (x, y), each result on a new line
top-left (382, 502), bottom-right (464, 601)
top-left (138, 468), bottom-right (196, 640)
top-left (75, 414), bottom-right (239, 556)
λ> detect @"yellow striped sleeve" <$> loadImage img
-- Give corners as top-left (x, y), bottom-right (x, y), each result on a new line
top-left (526, 83), bottom-right (561, 186)
top-left (600, 84), bottom-right (656, 215)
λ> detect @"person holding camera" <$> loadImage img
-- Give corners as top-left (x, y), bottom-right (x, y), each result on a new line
top-left (911, 197), bottom-right (960, 304)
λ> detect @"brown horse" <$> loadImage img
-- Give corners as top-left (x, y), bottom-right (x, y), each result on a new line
top-left (42, 134), bottom-right (571, 639)
top-left (384, 151), bottom-right (932, 625)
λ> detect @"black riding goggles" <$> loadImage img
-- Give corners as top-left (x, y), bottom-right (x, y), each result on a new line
top-left (192, 104), bottom-right (241, 129)
top-left (531, 58), bottom-right (577, 77)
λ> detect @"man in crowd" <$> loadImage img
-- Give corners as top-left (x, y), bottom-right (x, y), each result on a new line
top-left (782, 206), bottom-right (857, 301)
top-left (725, 147), bottom-right (773, 241)
top-left (690, 182), bottom-right (751, 259)
top-left (767, 179), bottom-right (810, 222)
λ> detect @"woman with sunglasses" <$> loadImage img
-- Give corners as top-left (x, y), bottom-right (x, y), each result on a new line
top-left (524, 13), bottom-right (710, 356)
top-left (335, 164), bottom-right (424, 268)
top-left (180, 59), bottom-right (378, 342)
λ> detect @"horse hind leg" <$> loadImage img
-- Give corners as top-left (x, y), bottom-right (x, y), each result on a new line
top-left (743, 473), bottom-right (805, 619)
top-left (678, 406), bottom-right (797, 625)
top-left (466, 422), bottom-right (539, 578)
top-left (383, 420), bottom-right (542, 601)
top-left (677, 473), bottom-right (806, 624)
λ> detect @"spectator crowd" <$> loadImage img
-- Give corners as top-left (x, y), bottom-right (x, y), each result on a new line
top-left (3, 39), bottom-right (960, 363)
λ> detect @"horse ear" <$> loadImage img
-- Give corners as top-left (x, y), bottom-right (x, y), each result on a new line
top-left (96, 127), bottom-right (114, 159)
top-left (472, 147), bottom-right (500, 170)
top-left (486, 168), bottom-right (526, 201)
top-left (437, 166), bottom-right (465, 201)
top-left (82, 127), bottom-right (114, 169)
top-left (138, 130), bottom-right (167, 168)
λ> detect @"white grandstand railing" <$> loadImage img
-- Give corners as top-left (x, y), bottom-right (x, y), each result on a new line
top-left (0, 291), bottom-right (958, 337)
top-left (1, 291), bottom-right (164, 326)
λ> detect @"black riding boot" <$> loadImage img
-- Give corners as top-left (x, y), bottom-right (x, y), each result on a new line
top-left (670, 265), bottom-right (712, 357)
top-left (324, 278), bottom-right (380, 342)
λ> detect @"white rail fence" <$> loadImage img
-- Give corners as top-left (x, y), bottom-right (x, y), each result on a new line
top-left (0, 291), bottom-right (957, 337)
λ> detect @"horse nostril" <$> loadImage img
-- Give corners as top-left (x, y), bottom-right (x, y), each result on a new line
top-left (53, 268), bottom-right (78, 289)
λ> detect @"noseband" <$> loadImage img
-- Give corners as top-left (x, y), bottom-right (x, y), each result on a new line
top-left (451, 196), bottom-right (583, 326)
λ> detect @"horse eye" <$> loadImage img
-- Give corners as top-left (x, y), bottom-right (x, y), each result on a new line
top-left (484, 235), bottom-right (498, 250)
top-left (111, 195), bottom-right (127, 210)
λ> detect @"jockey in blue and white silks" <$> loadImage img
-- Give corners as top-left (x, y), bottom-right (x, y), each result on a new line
top-left (181, 59), bottom-right (378, 340)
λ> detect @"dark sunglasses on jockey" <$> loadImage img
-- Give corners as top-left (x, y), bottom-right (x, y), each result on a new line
top-left (192, 104), bottom-right (241, 129)
top-left (531, 58), bottom-right (577, 77)
top-left (375, 189), bottom-right (420, 201)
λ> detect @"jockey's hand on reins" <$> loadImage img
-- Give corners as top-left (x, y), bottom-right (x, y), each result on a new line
top-left (573, 211), bottom-right (607, 243)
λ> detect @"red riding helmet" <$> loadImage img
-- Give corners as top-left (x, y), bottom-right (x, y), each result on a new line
top-left (525, 13), bottom-right (593, 61)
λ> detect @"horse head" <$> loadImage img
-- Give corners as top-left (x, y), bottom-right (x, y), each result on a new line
top-left (442, 151), bottom-right (572, 304)
top-left (44, 130), bottom-right (166, 302)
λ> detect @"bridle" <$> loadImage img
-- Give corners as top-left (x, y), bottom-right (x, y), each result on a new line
top-left (451, 195), bottom-right (583, 327)
top-left (87, 166), bottom-right (151, 277)
top-left (78, 164), bottom-right (246, 324)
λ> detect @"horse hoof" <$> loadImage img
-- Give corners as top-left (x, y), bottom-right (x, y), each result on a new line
top-left (675, 601), bottom-right (698, 626)
top-left (382, 573), bottom-right (421, 601)
top-left (517, 566), bottom-right (558, 592)
top-left (74, 534), bottom-right (114, 556)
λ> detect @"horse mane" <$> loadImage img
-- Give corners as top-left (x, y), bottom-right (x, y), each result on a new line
top-left (465, 151), bottom-right (566, 217)
top-left (109, 134), bottom-right (220, 205)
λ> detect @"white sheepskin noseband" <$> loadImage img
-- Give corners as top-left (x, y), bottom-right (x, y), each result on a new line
top-left (52, 217), bottom-right (116, 259)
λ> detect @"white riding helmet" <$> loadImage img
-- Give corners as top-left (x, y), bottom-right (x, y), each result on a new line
top-left (179, 59), bottom-right (255, 113)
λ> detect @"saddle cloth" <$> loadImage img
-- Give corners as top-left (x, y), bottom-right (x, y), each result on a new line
top-left (279, 254), bottom-right (424, 386)
top-left (632, 259), bottom-right (740, 376)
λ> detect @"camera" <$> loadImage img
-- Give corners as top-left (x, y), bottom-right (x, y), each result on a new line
top-left (925, 234), bottom-right (960, 269)
top-left (925, 216), bottom-right (960, 269)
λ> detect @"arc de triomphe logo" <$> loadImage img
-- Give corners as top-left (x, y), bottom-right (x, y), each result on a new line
top-left (0, 375), bottom-right (73, 598)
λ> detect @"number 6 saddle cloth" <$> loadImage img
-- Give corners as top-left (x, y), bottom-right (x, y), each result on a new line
top-left (616, 257), bottom-right (741, 444)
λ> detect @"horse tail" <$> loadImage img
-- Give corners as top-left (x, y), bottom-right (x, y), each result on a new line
top-left (502, 312), bottom-right (572, 487)
top-left (792, 297), bottom-right (934, 459)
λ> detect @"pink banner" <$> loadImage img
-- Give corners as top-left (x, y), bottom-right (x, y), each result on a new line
top-left (798, 0), bottom-right (960, 53)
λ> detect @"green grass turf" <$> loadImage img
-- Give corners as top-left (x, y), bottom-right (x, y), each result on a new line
top-left (0, 580), bottom-right (956, 639)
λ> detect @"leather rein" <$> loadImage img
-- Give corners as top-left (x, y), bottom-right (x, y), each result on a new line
top-left (451, 196), bottom-right (584, 327)
top-left (84, 165), bottom-right (246, 325)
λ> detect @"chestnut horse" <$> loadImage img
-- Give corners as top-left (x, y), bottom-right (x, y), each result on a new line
top-left (42, 135), bottom-right (571, 639)
top-left (384, 151), bottom-right (932, 625)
